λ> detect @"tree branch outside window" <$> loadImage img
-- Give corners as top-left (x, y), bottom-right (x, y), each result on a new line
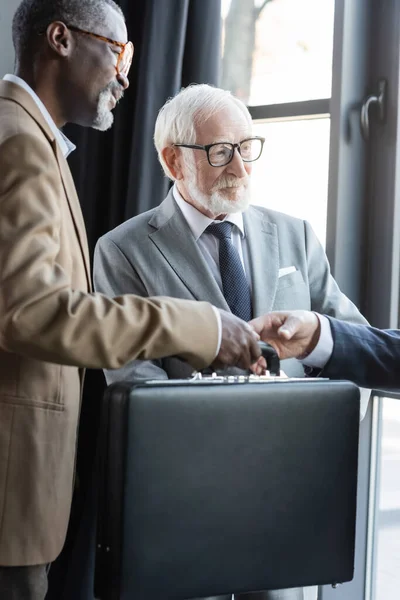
top-left (221, 0), bottom-right (275, 103)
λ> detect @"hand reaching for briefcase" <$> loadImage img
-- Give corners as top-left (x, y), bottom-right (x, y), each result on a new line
top-left (213, 309), bottom-right (261, 370)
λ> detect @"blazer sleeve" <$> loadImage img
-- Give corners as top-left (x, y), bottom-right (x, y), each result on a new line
top-left (93, 235), bottom-right (169, 383)
top-left (0, 133), bottom-right (219, 370)
top-left (322, 317), bottom-right (400, 390)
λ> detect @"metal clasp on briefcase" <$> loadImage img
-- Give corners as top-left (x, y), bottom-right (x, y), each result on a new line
top-left (192, 341), bottom-right (284, 382)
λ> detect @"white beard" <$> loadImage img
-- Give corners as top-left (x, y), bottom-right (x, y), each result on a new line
top-left (184, 160), bottom-right (251, 216)
top-left (92, 82), bottom-right (123, 132)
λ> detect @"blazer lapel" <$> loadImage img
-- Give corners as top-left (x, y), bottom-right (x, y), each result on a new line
top-left (54, 144), bottom-right (92, 291)
top-left (0, 81), bottom-right (92, 291)
top-left (244, 208), bottom-right (279, 316)
top-left (149, 194), bottom-right (229, 310)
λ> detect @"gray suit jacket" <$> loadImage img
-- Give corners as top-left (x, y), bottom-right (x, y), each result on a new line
top-left (94, 190), bottom-right (368, 382)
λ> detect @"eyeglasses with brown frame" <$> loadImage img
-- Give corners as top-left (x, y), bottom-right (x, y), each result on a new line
top-left (67, 25), bottom-right (134, 77)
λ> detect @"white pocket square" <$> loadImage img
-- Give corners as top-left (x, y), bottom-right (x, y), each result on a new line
top-left (278, 266), bottom-right (297, 278)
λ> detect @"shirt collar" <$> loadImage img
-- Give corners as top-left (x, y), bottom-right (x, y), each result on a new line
top-left (3, 74), bottom-right (76, 159)
top-left (172, 184), bottom-right (245, 240)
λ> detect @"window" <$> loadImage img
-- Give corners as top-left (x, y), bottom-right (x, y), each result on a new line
top-left (221, 0), bottom-right (335, 106)
top-left (251, 118), bottom-right (330, 244)
top-left (367, 396), bottom-right (400, 600)
top-left (375, 399), bottom-right (400, 599)
top-left (221, 0), bottom-right (335, 246)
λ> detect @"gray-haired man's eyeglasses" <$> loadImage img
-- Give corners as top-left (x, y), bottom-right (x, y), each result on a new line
top-left (173, 136), bottom-right (265, 167)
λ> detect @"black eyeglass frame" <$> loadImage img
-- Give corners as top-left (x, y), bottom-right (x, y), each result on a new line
top-left (173, 136), bottom-right (266, 167)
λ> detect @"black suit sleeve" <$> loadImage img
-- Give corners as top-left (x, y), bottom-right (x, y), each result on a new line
top-left (321, 316), bottom-right (400, 390)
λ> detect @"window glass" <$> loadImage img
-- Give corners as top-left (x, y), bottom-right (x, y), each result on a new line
top-left (250, 118), bottom-right (330, 246)
top-left (221, 0), bottom-right (335, 106)
top-left (373, 398), bottom-right (400, 600)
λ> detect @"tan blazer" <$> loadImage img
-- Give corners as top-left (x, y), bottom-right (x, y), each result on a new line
top-left (0, 81), bottom-right (218, 566)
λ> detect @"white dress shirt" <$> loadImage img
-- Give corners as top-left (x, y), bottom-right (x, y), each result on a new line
top-left (3, 74), bottom-right (76, 159)
top-left (302, 315), bottom-right (334, 368)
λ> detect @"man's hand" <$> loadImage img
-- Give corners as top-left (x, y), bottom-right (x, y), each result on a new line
top-left (249, 310), bottom-right (321, 360)
top-left (214, 309), bottom-right (261, 369)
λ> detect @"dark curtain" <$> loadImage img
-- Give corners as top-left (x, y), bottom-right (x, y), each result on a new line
top-left (47, 1), bottom-right (221, 599)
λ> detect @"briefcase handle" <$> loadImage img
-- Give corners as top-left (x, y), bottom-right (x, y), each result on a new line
top-left (199, 341), bottom-right (280, 378)
top-left (258, 341), bottom-right (280, 376)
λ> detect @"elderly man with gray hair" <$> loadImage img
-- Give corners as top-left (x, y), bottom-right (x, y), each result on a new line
top-left (94, 83), bottom-right (369, 600)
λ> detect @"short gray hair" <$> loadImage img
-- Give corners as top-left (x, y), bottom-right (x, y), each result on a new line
top-left (154, 84), bottom-right (252, 180)
top-left (12, 0), bottom-right (124, 62)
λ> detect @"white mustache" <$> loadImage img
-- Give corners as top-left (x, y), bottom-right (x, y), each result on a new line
top-left (212, 177), bottom-right (248, 191)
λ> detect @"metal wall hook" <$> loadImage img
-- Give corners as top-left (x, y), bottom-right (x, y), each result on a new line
top-left (360, 79), bottom-right (387, 141)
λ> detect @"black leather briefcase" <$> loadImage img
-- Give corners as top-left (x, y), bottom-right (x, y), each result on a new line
top-left (94, 345), bottom-right (360, 600)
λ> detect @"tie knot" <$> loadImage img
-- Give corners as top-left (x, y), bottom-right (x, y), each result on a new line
top-left (206, 221), bottom-right (233, 240)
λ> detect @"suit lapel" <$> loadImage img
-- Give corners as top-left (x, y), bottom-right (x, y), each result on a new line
top-left (54, 143), bottom-right (92, 291)
top-left (0, 81), bottom-right (92, 292)
top-left (149, 194), bottom-right (229, 310)
top-left (244, 208), bottom-right (279, 316)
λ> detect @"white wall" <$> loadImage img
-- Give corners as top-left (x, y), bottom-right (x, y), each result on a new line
top-left (0, 0), bottom-right (19, 75)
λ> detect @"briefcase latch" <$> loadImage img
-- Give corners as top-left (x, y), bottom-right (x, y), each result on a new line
top-left (190, 371), bottom-right (286, 382)
top-left (193, 341), bottom-right (281, 381)
top-left (191, 371), bottom-right (227, 382)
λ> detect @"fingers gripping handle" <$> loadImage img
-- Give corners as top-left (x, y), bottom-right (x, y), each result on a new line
top-left (258, 341), bottom-right (280, 376)
top-left (198, 341), bottom-right (280, 377)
